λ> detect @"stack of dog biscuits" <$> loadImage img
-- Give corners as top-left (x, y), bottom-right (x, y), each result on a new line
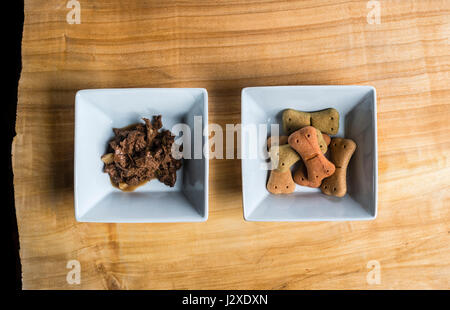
top-left (289, 126), bottom-right (335, 188)
top-left (268, 130), bottom-right (330, 153)
top-left (267, 107), bottom-right (356, 197)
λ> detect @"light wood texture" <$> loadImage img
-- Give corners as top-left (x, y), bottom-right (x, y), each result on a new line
top-left (14, 0), bottom-right (450, 289)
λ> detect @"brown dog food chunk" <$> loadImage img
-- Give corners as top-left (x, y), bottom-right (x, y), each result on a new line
top-left (267, 169), bottom-right (296, 194)
top-left (102, 116), bottom-right (182, 190)
top-left (282, 108), bottom-right (339, 135)
top-left (288, 126), bottom-right (335, 188)
top-left (320, 138), bottom-right (356, 197)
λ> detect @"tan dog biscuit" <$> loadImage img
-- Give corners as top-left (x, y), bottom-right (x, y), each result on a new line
top-left (266, 137), bottom-right (299, 194)
top-left (329, 138), bottom-right (357, 168)
top-left (267, 135), bottom-right (289, 150)
top-left (288, 126), bottom-right (335, 188)
top-left (316, 129), bottom-right (329, 154)
top-left (269, 144), bottom-right (301, 172)
top-left (282, 109), bottom-right (310, 134)
top-left (282, 108), bottom-right (339, 135)
top-left (267, 169), bottom-right (296, 194)
top-left (320, 138), bottom-right (356, 197)
top-left (310, 108), bottom-right (339, 135)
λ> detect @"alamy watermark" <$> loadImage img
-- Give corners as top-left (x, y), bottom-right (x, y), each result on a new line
top-left (66, 259), bottom-right (81, 285)
top-left (170, 117), bottom-right (280, 170)
top-left (367, 1), bottom-right (381, 25)
top-left (67, 1), bottom-right (381, 26)
top-left (66, 0), bottom-right (81, 24)
top-left (366, 260), bottom-right (381, 285)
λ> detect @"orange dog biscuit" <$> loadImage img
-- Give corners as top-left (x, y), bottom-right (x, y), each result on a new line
top-left (320, 138), bottom-right (356, 197)
top-left (322, 133), bottom-right (331, 146)
top-left (288, 126), bottom-right (335, 188)
top-left (268, 131), bottom-right (330, 153)
top-left (267, 169), bottom-right (296, 194)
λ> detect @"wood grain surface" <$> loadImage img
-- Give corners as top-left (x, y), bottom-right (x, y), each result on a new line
top-left (13, 0), bottom-right (450, 289)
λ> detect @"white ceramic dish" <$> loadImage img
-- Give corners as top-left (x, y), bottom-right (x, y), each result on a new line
top-left (74, 88), bottom-right (208, 222)
top-left (241, 86), bottom-right (377, 221)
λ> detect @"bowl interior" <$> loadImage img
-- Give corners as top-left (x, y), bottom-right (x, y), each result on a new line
top-left (75, 88), bottom-right (208, 222)
top-left (241, 86), bottom-right (377, 221)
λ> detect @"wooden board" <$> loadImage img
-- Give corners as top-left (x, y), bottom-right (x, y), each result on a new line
top-left (13, 0), bottom-right (450, 289)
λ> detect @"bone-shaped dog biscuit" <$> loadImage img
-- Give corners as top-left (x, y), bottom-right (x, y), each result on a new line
top-left (282, 110), bottom-right (310, 134)
top-left (282, 108), bottom-right (339, 135)
top-left (269, 144), bottom-right (301, 172)
top-left (267, 169), bottom-right (296, 194)
top-left (293, 157), bottom-right (334, 188)
top-left (266, 137), bottom-right (299, 194)
top-left (268, 131), bottom-right (330, 153)
top-left (320, 138), bottom-right (356, 197)
top-left (288, 126), bottom-right (335, 188)
top-left (267, 135), bottom-right (289, 150)
top-left (316, 130), bottom-right (331, 153)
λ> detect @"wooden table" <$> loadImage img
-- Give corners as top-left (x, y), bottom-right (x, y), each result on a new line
top-left (14, 0), bottom-right (449, 289)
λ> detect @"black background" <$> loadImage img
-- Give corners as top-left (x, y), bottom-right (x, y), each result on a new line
top-left (5, 0), bottom-right (23, 292)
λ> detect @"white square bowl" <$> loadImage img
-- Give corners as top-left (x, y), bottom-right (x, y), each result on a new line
top-left (241, 86), bottom-right (377, 221)
top-left (74, 88), bottom-right (208, 223)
